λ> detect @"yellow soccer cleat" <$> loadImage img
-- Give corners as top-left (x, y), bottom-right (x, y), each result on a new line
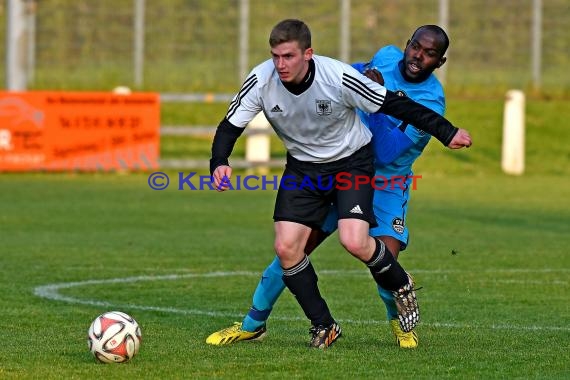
top-left (206, 322), bottom-right (267, 346)
top-left (390, 319), bottom-right (418, 349)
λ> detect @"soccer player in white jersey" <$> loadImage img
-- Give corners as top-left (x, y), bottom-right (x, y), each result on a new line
top-left (207, 25), bottom-right (451, 349)
top-left (210, 19), bottom-right (471, 348)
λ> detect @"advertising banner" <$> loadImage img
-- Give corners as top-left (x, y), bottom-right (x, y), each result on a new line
top-left (0, 91), bottom-right (160, 171)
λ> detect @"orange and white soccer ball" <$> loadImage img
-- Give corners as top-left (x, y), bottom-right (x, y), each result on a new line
top-left (87, 311), bottom-right (142, 363)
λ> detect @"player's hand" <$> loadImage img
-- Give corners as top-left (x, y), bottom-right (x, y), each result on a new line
top-left (212, 165), bottom-right (232, 192)
top-left (447, 128), bottom-right (472, 149)
top-left (364, 68), bottom-right (384, 86)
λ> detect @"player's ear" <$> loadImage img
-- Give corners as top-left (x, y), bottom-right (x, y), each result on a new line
top-left (437, 56), bottom-right (447, 68)
top-left (304, 47), bottom-right (314, 60)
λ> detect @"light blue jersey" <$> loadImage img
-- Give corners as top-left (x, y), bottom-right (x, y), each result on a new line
top-left (360, 45), bottom-right (445, 178)
top-left (324, 45), bottom-right (446, 249)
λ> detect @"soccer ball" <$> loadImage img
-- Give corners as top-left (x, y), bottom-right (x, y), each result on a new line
top-left (87, 311), bottom-right (142, 363)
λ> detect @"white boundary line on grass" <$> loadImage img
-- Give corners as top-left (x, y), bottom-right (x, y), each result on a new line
top-left (33, 270), bottom-right (570, 332)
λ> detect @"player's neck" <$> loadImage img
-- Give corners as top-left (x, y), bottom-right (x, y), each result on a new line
top-left (282, 59), bottom-right (315, 95)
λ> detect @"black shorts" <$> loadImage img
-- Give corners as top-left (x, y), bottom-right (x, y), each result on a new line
top-left (273, 143), bottom-right (377, 229)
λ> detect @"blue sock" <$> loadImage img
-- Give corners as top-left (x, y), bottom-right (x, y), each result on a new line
top-left (378, 285), bottom-right (398, 320)
top-left (242, 256), bottom-right (285, 332)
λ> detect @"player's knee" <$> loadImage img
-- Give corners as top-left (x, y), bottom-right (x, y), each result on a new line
top-left (338, 235), bottom-right (369, 259)
top-left (274, 240), bottom-right (295, 260)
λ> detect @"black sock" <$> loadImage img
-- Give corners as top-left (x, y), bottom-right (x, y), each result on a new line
top-left (282, 255), bottom-right (334, 327)
top-left (366, 238), bottom-right (408, 291)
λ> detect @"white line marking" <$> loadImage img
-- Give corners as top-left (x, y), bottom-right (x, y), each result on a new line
top-left (33, 270), bottom-right (570, 332)
top-left (483, 279), bottom-right (568, 285)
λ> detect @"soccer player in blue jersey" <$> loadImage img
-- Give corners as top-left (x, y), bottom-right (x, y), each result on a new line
top-left (207, 25), bottom-right (452, 348)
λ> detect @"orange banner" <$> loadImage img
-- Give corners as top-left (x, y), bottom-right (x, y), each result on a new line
top-left (0, 91), bottom-right (160, 171)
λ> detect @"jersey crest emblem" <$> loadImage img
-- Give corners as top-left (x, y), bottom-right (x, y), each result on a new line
top-left (392, 217), bottom-right (405, 234)
top-left (315, 100), bottom-right (332, 116)
top-left (395, 90), bottom-right (407, 97)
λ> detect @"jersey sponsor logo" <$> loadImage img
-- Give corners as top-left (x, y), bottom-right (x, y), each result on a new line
top-left (392, 217), bottom-right (405, 234)
top-left (315, 100), bottom-right (332, 115)
top-left (349, 205), bottom-right (363, 214)
top-left (271, 104), bottom-right (283, 112)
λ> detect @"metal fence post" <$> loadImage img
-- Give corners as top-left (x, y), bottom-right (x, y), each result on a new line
top-left (531, 0), bottom-right (542, 91)
top-left (133, 0), bottom-right (145, 89)
top-left (239, 0), bottom-right (249, 83)
top-left (6, 0), bottom-right (28, 90)
top-left (339, 0), bottom-right (350, 63)
top-left (438, 0), bottom-right (449, 85)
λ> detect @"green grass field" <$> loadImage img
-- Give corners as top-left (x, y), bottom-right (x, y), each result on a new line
top-left (1, 98), bottom-right (569, 379)
top-left (1, 176), bottom-right (569, 379)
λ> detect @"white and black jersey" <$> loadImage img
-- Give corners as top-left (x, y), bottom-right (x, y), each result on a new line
top-left (211, 55), bottom-right (457, 173)
top-left (225, 55), bottom-right (387, 163)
